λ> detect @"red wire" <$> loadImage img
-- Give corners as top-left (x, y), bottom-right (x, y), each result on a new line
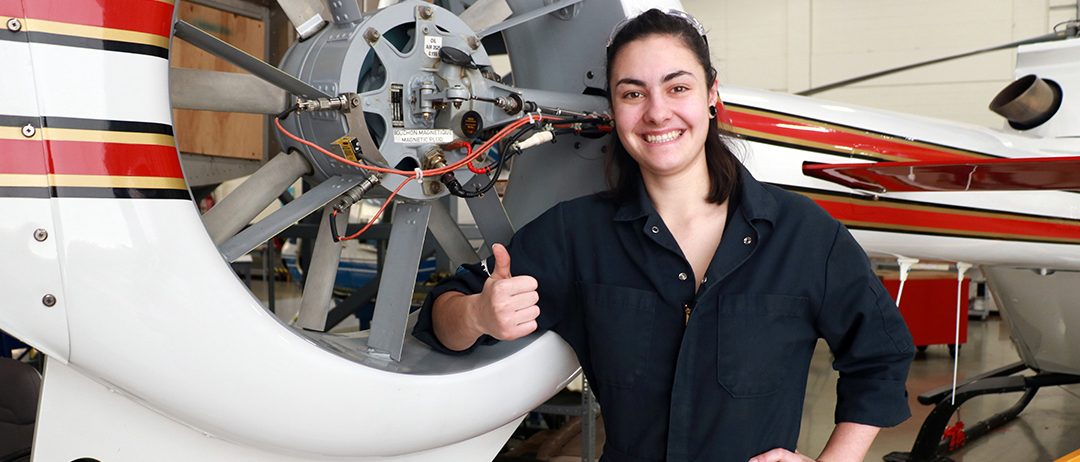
top-left (273, 114), bottom-right (577, 240)
top-left (338, 175), bottom-right (413, 241)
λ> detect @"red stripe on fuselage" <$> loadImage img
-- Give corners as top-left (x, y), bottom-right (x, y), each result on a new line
top-left (46, 140), bottom-right (184, 178)
top-left (813, 197), bottom-right (1080, 242)
top-left (0, 138), bottom-right (183, 178)
top-left (0, 139), bottom-right (49, 175)
top-left (726, 109), bottom-right (989, 163)
top-left (2, 0), bottom-right (174, 38)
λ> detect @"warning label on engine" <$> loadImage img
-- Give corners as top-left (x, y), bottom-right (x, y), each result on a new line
top-left (424, 36), bottom-right (442, 58)
top-left (394, 129), bottom-right (453, 144)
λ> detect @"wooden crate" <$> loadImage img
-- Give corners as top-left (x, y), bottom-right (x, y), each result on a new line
top-left (171, 0), bottom-right (265, 160)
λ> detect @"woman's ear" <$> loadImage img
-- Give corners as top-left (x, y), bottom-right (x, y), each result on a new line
top-left (709, 78), bottom-right (720, 108)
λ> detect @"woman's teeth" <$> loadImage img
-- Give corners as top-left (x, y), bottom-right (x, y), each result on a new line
top-left (644, 130), bottom-right (683, 144)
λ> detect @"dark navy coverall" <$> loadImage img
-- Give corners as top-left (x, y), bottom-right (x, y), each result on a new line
top-left (414, 166), bottom-right (915, 462)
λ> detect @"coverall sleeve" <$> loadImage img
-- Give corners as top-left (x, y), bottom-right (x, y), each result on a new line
top-left (816, 223), bottom-right (915, 427)
top-left (412, 202), bottom-right (574, 354)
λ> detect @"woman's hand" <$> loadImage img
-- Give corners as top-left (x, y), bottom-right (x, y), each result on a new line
top-left (748, 449), bottom-right (816, 462)
top-left (471, 243), bottom-right (541, 340)
top-left (431, 244), bottom-right (540, 350)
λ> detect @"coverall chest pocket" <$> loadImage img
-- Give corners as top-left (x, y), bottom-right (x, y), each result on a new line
top-left (579, 282), bottom-right (657, 388)
top-left (717, 294), bottom-right (811, 397)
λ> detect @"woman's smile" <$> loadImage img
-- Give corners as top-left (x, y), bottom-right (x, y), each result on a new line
top-left (643, 129), bottom-right (685, 144)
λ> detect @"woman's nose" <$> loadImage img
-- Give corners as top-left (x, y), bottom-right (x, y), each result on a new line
top-left (643, 96), bottom-right (672, 124)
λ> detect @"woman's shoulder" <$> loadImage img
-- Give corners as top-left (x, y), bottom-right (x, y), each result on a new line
top-left (516, 192), bottom-right (619, 231)
top-left (754, 181), bottom-right (841, 231)
top-left (537, 192), bottom-right (620, 220)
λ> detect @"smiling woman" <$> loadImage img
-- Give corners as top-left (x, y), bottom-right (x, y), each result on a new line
top-left (415, 9), bottom-right (915, 462)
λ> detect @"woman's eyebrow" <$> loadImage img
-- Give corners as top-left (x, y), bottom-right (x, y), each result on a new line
top-left (614, 77), bottom-right (646, 88)
top-left (614, 70), bottom-right (694, 88)
top-left (662, 70), bottom-right (693, 82)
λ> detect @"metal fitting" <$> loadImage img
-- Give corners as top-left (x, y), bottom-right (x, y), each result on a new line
top-left (21, 124), bottom-right (35, 138)
top-left (417, 81), bottom-right (438, 121)
top-left (467, 36), bottom-right (481, 50)
top-left (7, 18), bottom-right (22, 32)
top-left (418, 5), bottom-right (434, 20)
top-left (42, 294), bottom-right (56, 307)
top-left (364, 27), bottom-right (380, 44)
top-left (297, 95), bottom-right (351, 113)
top-left (334, 173), bottom-right (384, 213)
top-left (34, 229), bottom-right (48, 242)
top-left (425, 150), bottom-right (447, 170)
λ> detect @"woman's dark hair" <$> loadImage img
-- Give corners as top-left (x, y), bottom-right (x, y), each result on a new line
top-left (603, 9), bottom-right (740, 205)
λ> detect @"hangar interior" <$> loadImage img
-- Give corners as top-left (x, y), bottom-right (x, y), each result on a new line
top-left (2, 0), bottom-right (1080, 461)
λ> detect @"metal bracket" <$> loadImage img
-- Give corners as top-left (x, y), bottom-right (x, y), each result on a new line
top-left (220, 175), bottom-right (362, 262)
top-left (173, 20), bottom-right (329, 99)
top-left (463, 174), bottom-right (515, 251)
top-left (367, 202), bottom-right (433, 361)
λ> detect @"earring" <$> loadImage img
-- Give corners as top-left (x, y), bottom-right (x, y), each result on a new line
top-left (709, 106), bottom-right (717, 118)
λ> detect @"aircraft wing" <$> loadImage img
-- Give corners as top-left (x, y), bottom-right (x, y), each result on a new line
top-left (803, 156), bottom-right (1080, 192)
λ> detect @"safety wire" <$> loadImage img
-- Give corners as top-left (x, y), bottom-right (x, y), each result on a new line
top-left (274, 114), bottom-right (567, 241)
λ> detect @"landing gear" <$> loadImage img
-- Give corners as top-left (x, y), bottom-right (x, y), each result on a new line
top-left (883, 362), bottom-right (1080, 462)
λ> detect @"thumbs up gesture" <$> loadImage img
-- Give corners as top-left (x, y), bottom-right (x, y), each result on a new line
top-left (472, 243), bottom-right (540, 341)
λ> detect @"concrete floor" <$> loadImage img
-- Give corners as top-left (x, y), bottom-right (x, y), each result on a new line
top-left (251, 279), bottom-right (1080, 461)
top-left (800, 316), bottom-right (1080, 462)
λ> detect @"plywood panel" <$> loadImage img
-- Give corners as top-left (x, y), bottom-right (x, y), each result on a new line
top-left (172, 0), bottom-right (265, 160)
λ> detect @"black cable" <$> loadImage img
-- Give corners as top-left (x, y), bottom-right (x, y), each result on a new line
top-left (277, 103), bottom-right (299, 121)
top-left (328, 209), bottom-right (341, 242)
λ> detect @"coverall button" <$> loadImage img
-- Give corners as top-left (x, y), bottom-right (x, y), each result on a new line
top-left (743, 236), bottom-right (752, 245)
top-left (651, 226), bottom-right (659, 234)
top-left (678, 272), bottom-right (687, 281)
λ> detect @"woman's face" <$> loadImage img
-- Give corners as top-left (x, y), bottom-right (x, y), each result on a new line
top-left (609, 34), bottom-right (718, 180)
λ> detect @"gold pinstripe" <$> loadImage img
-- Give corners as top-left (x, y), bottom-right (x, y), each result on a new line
top-left (0, 174), bottom-right (186, 190)
top-left (49, 174), bottom-right (187, 189)
top-left (1, 16), bottom-right (170, 49)
top-left (39, 128), bottom-right (175, 147)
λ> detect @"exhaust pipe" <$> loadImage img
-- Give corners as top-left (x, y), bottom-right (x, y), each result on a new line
top-left (989, 74), bottom-right (1062, 130)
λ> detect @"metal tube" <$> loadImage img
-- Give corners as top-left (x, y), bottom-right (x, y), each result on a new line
top-left (173, 21), bottom-right (329, 99)
top-left (202, 151), bottom-right (311, 246)
top-left (170, 68), bottom-right (289, 114)
top-left (295, 206), bottom-right (348, 331)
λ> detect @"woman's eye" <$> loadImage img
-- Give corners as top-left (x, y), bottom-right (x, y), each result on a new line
top-left (671, 85), bottom-right (689, 93)
top-left (622, 91), bottom-right (642, 99)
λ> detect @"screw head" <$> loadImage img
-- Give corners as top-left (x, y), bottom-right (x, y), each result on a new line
top-left (419, 5), bottom-right (434, 20)
top-left (7, 18), bottom-right (21, 32)
top-left (34, 229), bottom-right (48, 241)
top-left (467, 36), bottom-right (480, 50)
top-left (364, 28), bottom-right (380, 44)
top-left (42, 294), bottom-right (56, 307)
top-left (21, 124), bottom-right (35, 137)
top-left (586, 71), bottom-right (594, 79)
top-left (430, 181), bottom-right (443, 194)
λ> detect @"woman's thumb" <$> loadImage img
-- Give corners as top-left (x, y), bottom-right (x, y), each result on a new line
top-left (491, 243), bottom-right (512, 280)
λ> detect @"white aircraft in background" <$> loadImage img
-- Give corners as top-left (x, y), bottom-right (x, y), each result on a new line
top-left (0, 0), bottom-right (1077, 460)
